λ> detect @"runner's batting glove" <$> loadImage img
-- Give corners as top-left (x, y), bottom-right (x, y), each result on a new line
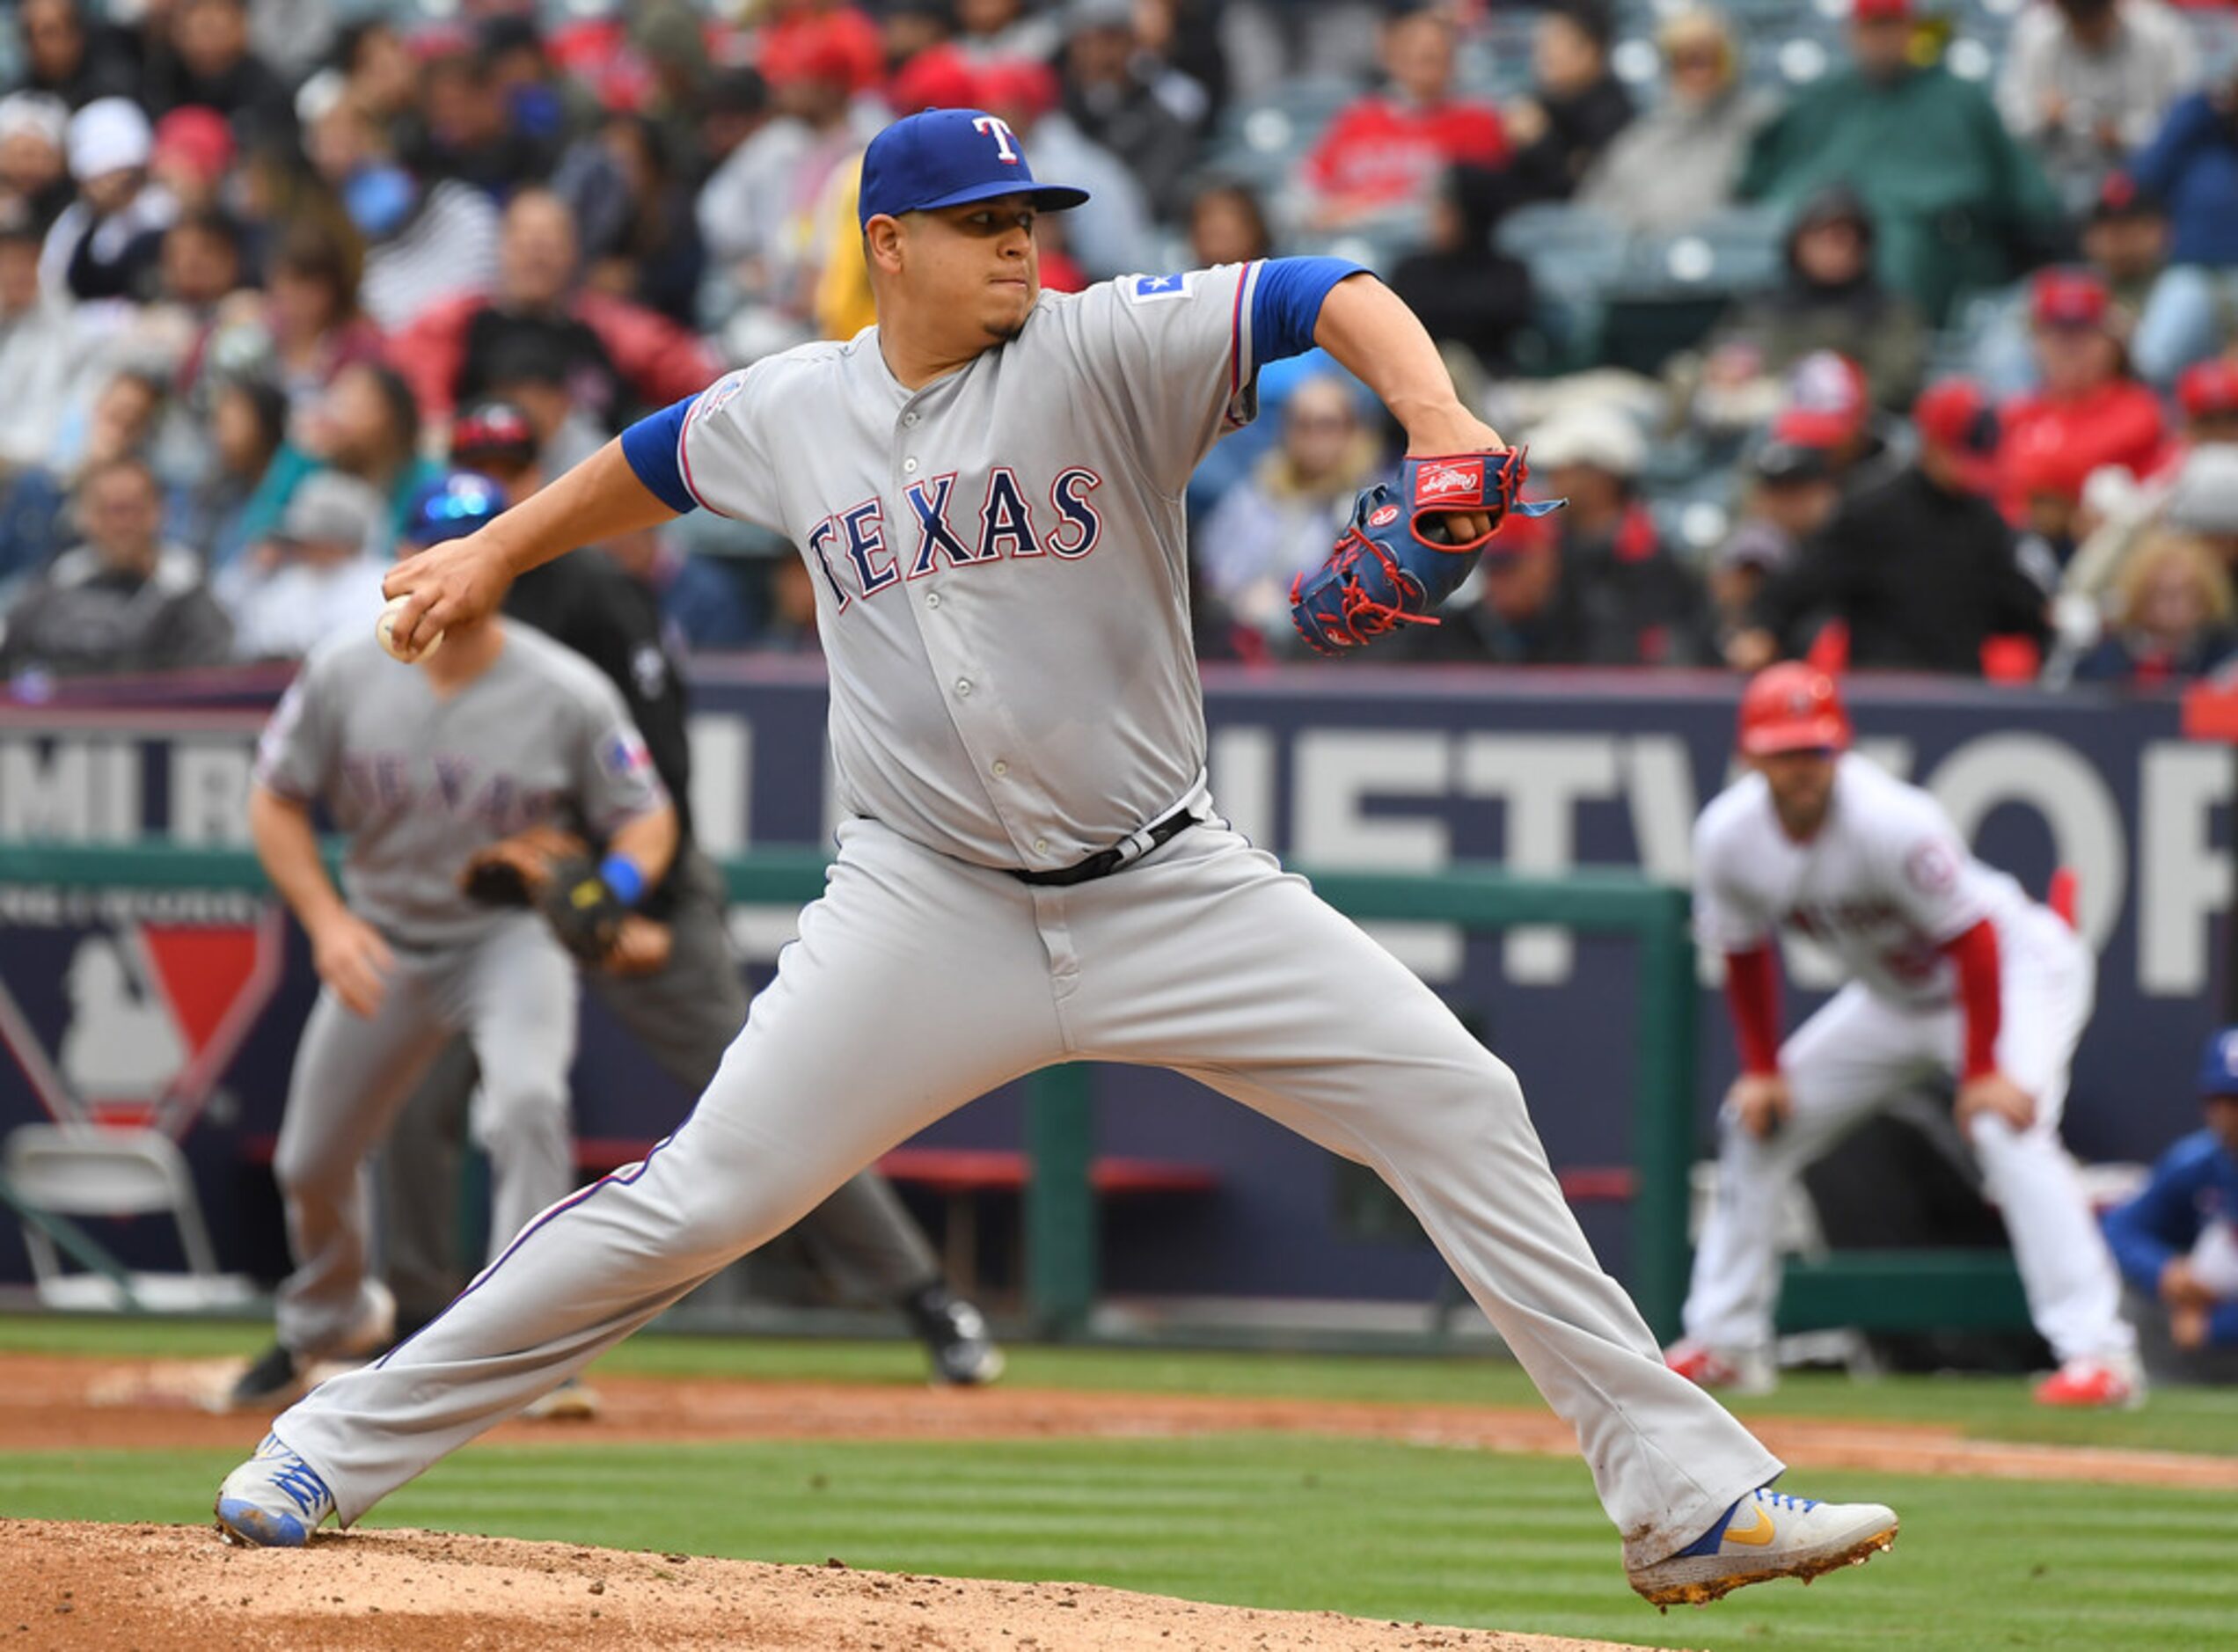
top-left (1288, 449), bottom-right (1564, 657)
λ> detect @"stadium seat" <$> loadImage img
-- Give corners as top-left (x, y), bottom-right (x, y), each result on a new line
top-left (1776, 37), bottom-right (1833, 84)
top-left (1617, 209), bottom-right (1783, 300)
top-left (1945, 38), bottom-right (1997, 81)
top-left (1496, 202), bottom-right (1630, 276)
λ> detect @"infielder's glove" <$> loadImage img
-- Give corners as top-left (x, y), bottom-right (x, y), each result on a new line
top-left (458, 825), bottom-right (590, 906)
top-left (458, 827), bottom-right (628, 966)
top-left (1288, 449), bottom-right (1563, 657)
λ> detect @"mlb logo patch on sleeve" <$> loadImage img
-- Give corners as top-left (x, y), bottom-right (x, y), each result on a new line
top-left (696, 369), bottom-right (750, 420)
top-left (599, 730), bottom-right (654, 778)
top-left (1124, 273), bottom-right (1194, 303)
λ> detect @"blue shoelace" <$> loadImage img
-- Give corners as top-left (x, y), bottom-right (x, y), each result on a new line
top-left (1752, 1488), bottom-right (1820, 1514)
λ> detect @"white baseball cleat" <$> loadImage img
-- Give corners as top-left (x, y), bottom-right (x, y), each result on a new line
top-left (1627, 1485), bottom-right (1898, 1609)
top-left (213, 1432), bottom-right (337, 1548)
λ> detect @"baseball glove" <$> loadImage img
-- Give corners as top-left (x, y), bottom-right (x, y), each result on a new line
top-left (1288, 449), bottom-right (1563, 657)
top-left (458, 826), bottom-right (627, 966)
top-left (459, 825), bottom-right (590, 907)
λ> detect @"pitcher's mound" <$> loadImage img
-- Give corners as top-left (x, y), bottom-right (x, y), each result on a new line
top-left (0, 1519), bottom-right (1674, 1650)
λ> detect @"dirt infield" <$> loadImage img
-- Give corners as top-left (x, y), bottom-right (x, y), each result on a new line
top-left (0, 1521), bottom-right (1668, 1651)
top-left (4, 1351), bottom-right (2234, 1489)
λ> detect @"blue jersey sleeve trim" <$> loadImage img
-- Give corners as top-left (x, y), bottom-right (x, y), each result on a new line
top-left (620, 394), bottom-right (699, 516)
top-left (1248, 256), bottom-right (1370, 365)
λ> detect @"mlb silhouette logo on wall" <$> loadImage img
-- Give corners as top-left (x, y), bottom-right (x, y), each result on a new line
top-left (0, 884), bottom-right (283, 1135)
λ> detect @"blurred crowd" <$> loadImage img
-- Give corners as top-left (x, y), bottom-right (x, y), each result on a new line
top-left (0, 0), bottom-right (2235, 690)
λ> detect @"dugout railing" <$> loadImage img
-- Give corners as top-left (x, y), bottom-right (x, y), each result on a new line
top-left (0, 840), bottom-right (2026, 1345)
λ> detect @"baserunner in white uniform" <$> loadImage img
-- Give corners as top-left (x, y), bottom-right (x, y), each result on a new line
top-left (235, 615), bottom-right (677, 1408)
top-left (1668, 663), bottom-right (2139, 1407)
top-left (215, 108), bottom-right (1899, 1610)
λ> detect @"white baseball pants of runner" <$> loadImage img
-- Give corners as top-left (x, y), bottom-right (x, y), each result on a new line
top-left (272, 914), bottom-right (577, 1357)
top-left (275, 817), bottom-right (1782, 1567)
top-left (1683, 905), bottom-right (2134, 1366)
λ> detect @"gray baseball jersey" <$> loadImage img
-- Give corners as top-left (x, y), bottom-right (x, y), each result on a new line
top-left (675, 263), bottom-right (1267, 871)
top-left (254, 621), bottom-right (668, 947)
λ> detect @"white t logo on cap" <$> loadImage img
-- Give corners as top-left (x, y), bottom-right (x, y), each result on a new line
top-left (973, 114), bottom-right (1020, 164)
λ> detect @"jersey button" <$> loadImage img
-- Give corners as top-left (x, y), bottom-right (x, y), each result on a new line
top-left (903, 457), bottom-right (919, 474)
top-left (991, 760), bottom-right (1008, 778)
top-left (903, 412), bottom-right (919, 427)
top-left (1035, 837), bottom-right (1050, 855)
top-left (955, 678), bottom-right (972, 697)
top-left (925, 592), bottom-right (941, 609)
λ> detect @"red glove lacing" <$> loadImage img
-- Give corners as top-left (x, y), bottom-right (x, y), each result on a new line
top-left (1290, 528), bottom-right (1442, 649)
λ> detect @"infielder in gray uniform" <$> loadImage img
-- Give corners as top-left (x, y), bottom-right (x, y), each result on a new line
top-left (218, 109), bottom-right (1898, 1610)
top-left (233, 612), bottom-right (676, 1408)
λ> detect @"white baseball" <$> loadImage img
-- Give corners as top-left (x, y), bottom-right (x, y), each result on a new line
top-left (376, 595), bottom-right (443, 663)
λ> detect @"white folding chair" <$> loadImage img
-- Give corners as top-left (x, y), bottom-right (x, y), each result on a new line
top-left (4, 1122), bottom-right (255, 1312)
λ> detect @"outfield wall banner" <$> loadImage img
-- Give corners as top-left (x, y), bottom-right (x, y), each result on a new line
top-left (0, 667), bottom-right (2227, 1298)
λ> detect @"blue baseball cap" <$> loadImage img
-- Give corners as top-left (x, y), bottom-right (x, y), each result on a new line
top-left (858, 107), bottom-right (1089, 229)
top-left (406, 471), bottom-right (506, 547)
top-left (2198, 1027), bottom-right (2238, 1098)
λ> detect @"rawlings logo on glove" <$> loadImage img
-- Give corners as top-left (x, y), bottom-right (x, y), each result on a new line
top-left (1288, 449), bottom-right (1563, 656)
top-left (1415, 459), bottom-right (1487, 506)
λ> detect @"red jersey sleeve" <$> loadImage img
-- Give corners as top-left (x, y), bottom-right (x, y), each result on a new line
top-left (1942, 919), bottom-right (2003, 1080)
top-left (1724, 946), bottom-right (1783, 1077)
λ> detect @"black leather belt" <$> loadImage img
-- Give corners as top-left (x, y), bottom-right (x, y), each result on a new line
top-left (1011, 808), bottom-right (1197, 887)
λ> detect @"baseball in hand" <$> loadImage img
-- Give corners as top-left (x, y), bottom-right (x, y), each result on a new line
top-left (377, 595), bottom-right (442, 663)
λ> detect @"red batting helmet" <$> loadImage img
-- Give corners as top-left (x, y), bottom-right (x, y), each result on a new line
top-left (1737, 662), bottom-right (1852, 756)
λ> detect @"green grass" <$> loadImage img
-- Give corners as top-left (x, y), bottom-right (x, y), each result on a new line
top-left (4, 1436), bottom-right (2232, 1651)
top-left (7, 1313), bottom-right (2238, 1455)
top-left (4, 1316), bottom-right (2234, 1647)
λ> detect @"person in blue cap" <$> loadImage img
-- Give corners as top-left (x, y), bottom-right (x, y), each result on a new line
top-left (2101, 1029), bottom-right (2238, 1375)
top-left (221, 106), bottom-right (1898, 1615)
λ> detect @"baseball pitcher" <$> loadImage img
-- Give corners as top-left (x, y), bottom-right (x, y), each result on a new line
top-left (216, 108), bottom-right (1898, 1610)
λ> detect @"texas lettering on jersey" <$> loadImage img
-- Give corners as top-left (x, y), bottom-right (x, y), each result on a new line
top-left (801, 465), bottom-right (1106, 610)
top-left (335, 753), bottom-right (564, 837)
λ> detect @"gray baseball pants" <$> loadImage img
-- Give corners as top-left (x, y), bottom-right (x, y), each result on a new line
top-left (273, 913), bottom-right (576, 1357)
top-left (277, 819), bottom-right (1782, 1567)
top-left (377, 846), bottom-right (939, 1318)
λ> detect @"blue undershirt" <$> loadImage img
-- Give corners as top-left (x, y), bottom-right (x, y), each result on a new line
top-left (1248, 255), bottom-right (1368, 365)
